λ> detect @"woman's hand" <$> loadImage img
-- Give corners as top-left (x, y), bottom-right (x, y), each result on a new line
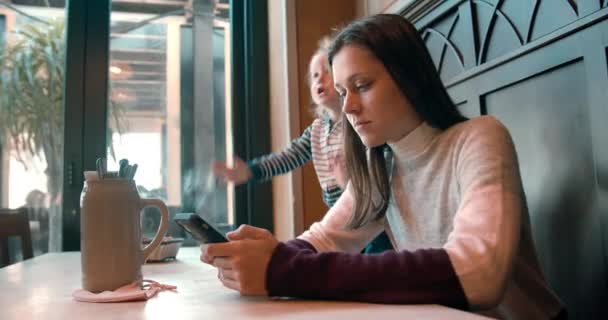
top-left (211, 156), bottom-right (252, 185)
top-left (200, 225), bottom-right (279, 295)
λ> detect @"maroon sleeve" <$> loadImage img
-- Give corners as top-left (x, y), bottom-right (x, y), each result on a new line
top-left (266, 239), bottom-right (468, 309)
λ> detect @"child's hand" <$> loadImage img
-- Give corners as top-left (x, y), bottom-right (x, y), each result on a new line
top-left (211, 156), bottom-right (252, 185)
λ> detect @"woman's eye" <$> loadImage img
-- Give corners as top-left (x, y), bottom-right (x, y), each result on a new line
top-left (355, 82), bottom-right (370, 91)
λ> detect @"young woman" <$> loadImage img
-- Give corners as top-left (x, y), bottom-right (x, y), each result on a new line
top-left (201, 14), bottom-right (565, 319)
top-left (212, 36), bottom-right (392, 253)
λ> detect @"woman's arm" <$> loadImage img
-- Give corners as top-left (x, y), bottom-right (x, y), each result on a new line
top-left (267, 241), bottom-right (467, 307)
top-left (247, 125), bottom-right (313, 182)
top-left (297, 183), bottom-right (384, 253)
top-left (444, 117), bottom-right (522, 309)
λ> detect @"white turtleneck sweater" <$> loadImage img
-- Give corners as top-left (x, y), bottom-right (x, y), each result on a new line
top-left (266, 116), bottom-right (563, 319)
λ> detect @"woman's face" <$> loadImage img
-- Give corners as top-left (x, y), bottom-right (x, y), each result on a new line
top-left (332, 45), bottom-right (422, 148)
top-left (309, 53), bottom-right (340, 116)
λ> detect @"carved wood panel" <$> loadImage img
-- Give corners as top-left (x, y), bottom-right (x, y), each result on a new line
top-left (420, 0), bottom-right (605, 83)
top-left (409, 1), bottom-right (608, 318)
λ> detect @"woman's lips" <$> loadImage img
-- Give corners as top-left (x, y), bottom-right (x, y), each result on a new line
top-left (354, 120), bottom-right (372, 130)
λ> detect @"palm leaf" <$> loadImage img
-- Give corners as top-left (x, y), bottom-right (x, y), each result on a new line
top-left (0, 18), bottom-right (125, 194)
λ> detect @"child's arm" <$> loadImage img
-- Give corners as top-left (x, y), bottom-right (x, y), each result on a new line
top-left (247, 125), bottom-right (313, 182)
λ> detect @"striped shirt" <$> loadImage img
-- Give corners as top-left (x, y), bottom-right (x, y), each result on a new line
top-left (247, 117), bottom-right (345, 208)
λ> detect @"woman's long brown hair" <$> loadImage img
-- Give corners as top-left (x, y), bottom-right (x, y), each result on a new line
top-left (329, 14), bottom-right (468, 229)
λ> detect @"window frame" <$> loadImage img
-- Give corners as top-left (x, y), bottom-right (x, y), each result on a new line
top-left (230, 0), bottom-right (272, 232)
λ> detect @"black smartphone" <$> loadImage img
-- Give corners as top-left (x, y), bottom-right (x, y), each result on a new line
top-left (173, 213), bottom-right (227, 243)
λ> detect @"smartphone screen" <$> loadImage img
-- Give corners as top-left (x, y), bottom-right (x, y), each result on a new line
top-left (174, 213), bottom-right (227, 243)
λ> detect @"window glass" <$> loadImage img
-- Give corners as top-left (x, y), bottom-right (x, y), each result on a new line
top-left (0, 2), bottom-right (67, 258)
top-left (108, 0), bottom-right (233, 243)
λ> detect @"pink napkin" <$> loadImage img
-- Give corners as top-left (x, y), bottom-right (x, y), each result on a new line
top-left (73, 280), bottom-right (177, 303)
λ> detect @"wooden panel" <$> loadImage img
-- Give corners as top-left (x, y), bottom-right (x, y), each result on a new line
top-left (295, 0), bottom-right (356, 229)
top-left (422, 11), bottom-right (464, 82)
top-left (455, 100), bottom-right (479, 118)
top-left (477, 2), bottom-right (523, 63)
top-left (484, 59), bottom-right (604, 319)
top-left (420, 0), bottom-right (606, 83)
top-left (581, 23), bottom-right (608, 316)
top-left (412, 1), bottom-right (608, 319)
top-left (529, 0), bottom-right (578, 42)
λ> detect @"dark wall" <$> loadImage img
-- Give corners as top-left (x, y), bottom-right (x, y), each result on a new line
top-left (411, 1), bottom-right (608, 319)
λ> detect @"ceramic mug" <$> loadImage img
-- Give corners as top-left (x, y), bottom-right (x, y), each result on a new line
top-left (80, 172), bottom-right (169, 292)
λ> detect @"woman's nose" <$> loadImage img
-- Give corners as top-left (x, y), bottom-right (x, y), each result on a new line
top-left (342, 93), bottom-right (359, 114)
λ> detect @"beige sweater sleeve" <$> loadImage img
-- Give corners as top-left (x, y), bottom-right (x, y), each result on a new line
top-left (298, 183), bottom-right (384, 253)
top-left (444, 117), bottom-right (522, 309)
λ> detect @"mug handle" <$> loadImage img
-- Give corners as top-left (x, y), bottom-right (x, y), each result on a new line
top-left (140, 198), bottom-right (169, 261)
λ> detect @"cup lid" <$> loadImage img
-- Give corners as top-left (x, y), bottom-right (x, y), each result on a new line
top-left (83, 171), bottom-right (99, 182)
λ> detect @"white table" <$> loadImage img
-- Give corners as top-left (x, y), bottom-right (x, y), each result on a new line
top-left (0, 247), bottom-right (491, 320)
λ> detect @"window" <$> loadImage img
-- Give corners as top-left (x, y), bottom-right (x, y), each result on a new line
top-left (0, 0), bottom-right (273, 253)
top-left (0, 1), bottom-right (67, 259)
top-left (106, 0), bottom-right (235, 241)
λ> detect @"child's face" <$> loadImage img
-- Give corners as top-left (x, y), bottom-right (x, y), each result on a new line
top-left (309, 53), bottom-right (340, 112)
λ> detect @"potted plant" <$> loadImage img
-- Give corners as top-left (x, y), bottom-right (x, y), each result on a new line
top-left (0, 18), bottom-right (65, 251)
top-left (0, 17), bottom-right (124, 252)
